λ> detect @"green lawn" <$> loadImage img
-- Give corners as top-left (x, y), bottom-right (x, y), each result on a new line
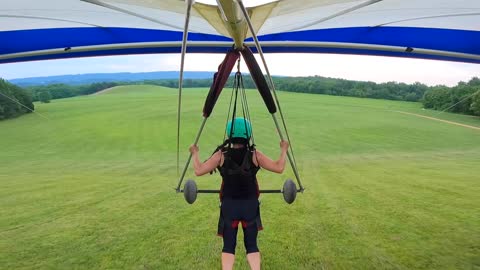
top-left (1, 85), bottom-right (479, 269)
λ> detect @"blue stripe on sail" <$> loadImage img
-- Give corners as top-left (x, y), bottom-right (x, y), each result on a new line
top-left (1, 26), bottom-right (479, 64)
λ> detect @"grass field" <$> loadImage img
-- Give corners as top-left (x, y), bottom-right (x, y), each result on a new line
top-left (1, 85), bottom-right (479, 269)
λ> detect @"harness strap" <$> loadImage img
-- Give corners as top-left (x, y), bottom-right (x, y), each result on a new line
top-left (220, 148), bottom-right (259, 176)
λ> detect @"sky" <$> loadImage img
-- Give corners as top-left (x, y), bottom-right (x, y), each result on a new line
top-left (0, 53), bottom-right (478, 86)
top-left (0, 0), bottom-right (477, 86)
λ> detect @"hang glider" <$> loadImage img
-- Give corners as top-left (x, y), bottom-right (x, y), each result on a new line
top-left (1, 0), bottom-right (479, 64)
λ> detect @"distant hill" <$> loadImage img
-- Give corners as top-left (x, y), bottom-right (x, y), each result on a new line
top-left (10, 71), bottom-right (215, 87)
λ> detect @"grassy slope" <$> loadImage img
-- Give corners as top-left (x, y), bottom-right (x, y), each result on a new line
top-left (0, 85), bottom-right (479, 269)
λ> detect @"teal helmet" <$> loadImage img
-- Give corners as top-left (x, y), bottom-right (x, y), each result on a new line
top-left (226, 117), bottom-right (252, 139)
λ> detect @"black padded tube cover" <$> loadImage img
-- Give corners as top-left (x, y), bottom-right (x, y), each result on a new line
top-left (240, 46), bottom-right (277, 114)
top-left (202, 49), bottom-right (240, 117)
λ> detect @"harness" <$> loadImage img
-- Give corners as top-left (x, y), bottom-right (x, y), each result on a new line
top-left (217, 144), bottom-right (260, 201)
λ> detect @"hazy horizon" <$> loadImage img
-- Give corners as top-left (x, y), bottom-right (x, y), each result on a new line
top-left (1, 53), bottom-right (478, 87)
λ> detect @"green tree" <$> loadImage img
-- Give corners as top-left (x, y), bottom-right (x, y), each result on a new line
top-left (0, 78), bottom-right (34, 120)
top-left (467, 77), bottom-right (480, 87)
top-left (470, 90), bottom-right (480, 116)
top-left (38, 90), bottom-right (52, 103)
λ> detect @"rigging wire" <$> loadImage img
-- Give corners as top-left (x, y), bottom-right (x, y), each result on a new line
top-left (0, 91), bottom-right (50, 120)
top-left (229, 72), bottom-right (241, 141)
top-left (239, 72), bottom-right (255, 145)
top-left (222, 62), bottom-right (255, 148)
top-left (224, 77), bottom-right (237, 143)
top-left (435, 91), bottom-right (479, 116)
top-left (224, 58), bottom-right (241, 142)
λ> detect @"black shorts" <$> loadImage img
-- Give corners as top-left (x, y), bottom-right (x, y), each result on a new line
top-left (217, 198), bottom-right (263, 254)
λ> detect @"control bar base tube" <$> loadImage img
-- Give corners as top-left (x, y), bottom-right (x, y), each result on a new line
top-left (179, 189), bottom-right (303, 194)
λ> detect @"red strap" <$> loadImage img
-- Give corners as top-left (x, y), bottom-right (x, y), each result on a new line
top-left (232, 220), bottom-right (248, 229)
top-left (232, 220), bottom-right (240, 228)
top-left (241, 220), bottom-right (247, 228)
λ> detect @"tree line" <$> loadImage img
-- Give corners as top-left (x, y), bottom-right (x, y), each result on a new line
top-left (144, 76), bottom-right (429, 102)
top-left (12, 76), bottom-right (452, 105)
top-left (2, 75), bottom-right (479, 121)
top-left (1, 80), bottom-right (118, 120)
top-left (145, 75), bottom-right (479, 116)
top-left (422, 77), bottom-right (480, 116)
top-left (25, 82), bottom-right (120, 102)
top-left (0, 79), bottom-right (34, 120)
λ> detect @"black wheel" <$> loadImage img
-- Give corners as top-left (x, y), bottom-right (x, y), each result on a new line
top-left (184, 179), bottom-right (198, 204)
top-left (282, 179), bottom-right (297, 204)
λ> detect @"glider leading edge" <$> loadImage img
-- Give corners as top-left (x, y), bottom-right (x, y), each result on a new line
top-left (0, 0), bottom-right (479, 64)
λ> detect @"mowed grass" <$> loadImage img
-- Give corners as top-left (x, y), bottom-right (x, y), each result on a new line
top-left (0, 85), bottom-right (479, 270)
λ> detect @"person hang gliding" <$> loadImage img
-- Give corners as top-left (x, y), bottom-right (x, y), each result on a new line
top-left (189, 117), bottom-right (288, 270)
